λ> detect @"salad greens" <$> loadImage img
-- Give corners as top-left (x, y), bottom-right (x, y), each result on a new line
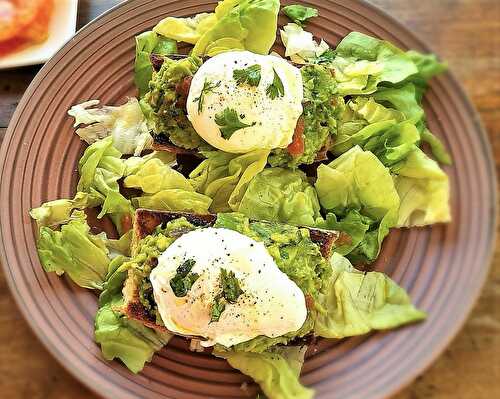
top-left (283, 5), bottom-right (318, 27)
top-left (29, 1), bottom-right (452, 398)
top-left (134, 31), bottom-right (177, 97)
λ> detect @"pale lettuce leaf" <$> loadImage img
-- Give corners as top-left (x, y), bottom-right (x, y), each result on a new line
top-left (189, 149), bottom-right (269, 212)
top-left (36, 212), bottom-right (110, 290)
top-left (392, 148), bottom-right (451, 227)
top-left (29, 192), bottom-right (102, 228)
top-left (238, 167), bottom-right (321, 226)
top-left (314, 254), bottom-right (426, 338)
top-left (133, 189), bottom-right (212, 214)
top-left (123, 158), bottom-right (193, 194)
top-left (95, 295), bottom-right (171, 373)
top-left (68, 99), bottom-right (153, 156)
top-left (215, 346), bottom-right (314, 399)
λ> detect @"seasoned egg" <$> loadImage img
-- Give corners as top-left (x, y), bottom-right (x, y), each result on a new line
top-left (186, 51), bottom-right (303, 153)
top-left (149, 227), bottom-right (307, 347)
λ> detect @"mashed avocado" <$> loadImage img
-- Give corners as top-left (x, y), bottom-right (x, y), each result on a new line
top-left (128, 217), bottom-right (197, 324)
top-left (130, 213), bottom-right (330, 351)
top-left (269, 64), bottom-right (339, 167)
top-left (143, 56), bottom-right (203, 149)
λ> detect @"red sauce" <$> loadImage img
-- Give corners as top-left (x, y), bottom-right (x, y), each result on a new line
top-left (287, 116), bottom-right (305, 156)
top-left (0, 0), bottom-right (54, 58)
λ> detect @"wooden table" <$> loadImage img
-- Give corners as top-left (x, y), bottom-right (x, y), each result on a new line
top-left (1, 1), bottom-right (499, 398)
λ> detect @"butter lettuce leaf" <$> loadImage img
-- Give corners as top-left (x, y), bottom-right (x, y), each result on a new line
top-left (315, 146), bottom-right (400, 264)
top-left (123, 158), bottom-right (193, 194)
top-left (77, 137), bottom-right (133, 231)
top-left (29, 192), bottom-right (102, 228)
top-left (95, 295), bottom-right (171, 373)
top-left (238, 168), bottom-right (321, 226)
top-left (189, 149), bottom-right (269, 212)
top-left (192, 0), bottom-right (280, 56)
top-left (134, 31), bottom-right (177, 97)
top-left (282, 5), bottom-right (318, 27)
top-left (133, 189), bottom-right (212, 214)
top-left (392, 148), bottom-right (451, 227)
top-left (36, 212), bottom-right (110, 290)
top-left (331, 32), bottom-right (445, 96)
top-left (153, 13), bottom-right (217, 45)
top-left (215, 346), bottom-right (314, 399)
top-left (314, 254), bottom-right (426, 338)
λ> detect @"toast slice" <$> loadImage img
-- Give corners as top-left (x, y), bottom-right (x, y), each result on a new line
top-left (122, 209), bottom-right (341, 333)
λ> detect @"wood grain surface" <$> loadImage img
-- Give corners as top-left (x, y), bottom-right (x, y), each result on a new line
top-left (0, 0), bottom-right (498, 398)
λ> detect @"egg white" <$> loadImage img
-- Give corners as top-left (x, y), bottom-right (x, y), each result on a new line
top-left (186, 51), bottom-right (304, 153)
top-left (149, 227), bottom-right (308, 347)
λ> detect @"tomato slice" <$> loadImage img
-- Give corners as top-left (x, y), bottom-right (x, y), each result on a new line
top-left (287, 116), bottom-right (305, 156)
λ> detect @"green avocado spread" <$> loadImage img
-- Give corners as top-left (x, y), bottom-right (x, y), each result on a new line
top-left (269, 64), bottom-right (339, 167)
top-left (129, 213), bottom-right (331, 352)
top-left (143, 56), bottom-right (203, 149)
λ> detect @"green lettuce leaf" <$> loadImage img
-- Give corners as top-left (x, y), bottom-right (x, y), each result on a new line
top-left (315, 146), bottom-right (400, 263)
top-left (279, 23), bottom-right (329, 64)
top-left (331, 32), bottom-right (418, 95)
top-left (95, 295), bottom-right (171, 373)
top-left (192, 0), bottom-right (280, 56)
top-left (420, 128), bottom-right (452, 165)
top-left (99, 255), bottom-right (130, 306)
top-left (124, 151), bottom-right (176, 176)
top-left (404, 50), bottom-right (447, 92)
top-left (123, 158), bottom-right (193, 194)
top-left (77, 137), bottom-right (133, 229)
top-left (282, 5), bottom-right (318, 26)
top-left (189, 149), bottom-right (269, 212)
top-left (29, 192), bottom-right (102, 228)
top-left (134, 31), bottom-right (177, 97)
top-left (392, 148), bottom-right (451, 227)
top-left (153, 13), bottom-right (217, 45)
top-left (36, 212), bottom-right (110, 290)
top-left (133, 189), bottom-right (212, 214)
top-left (215, 346), bottom-right (314, 399)
top-left (314, 253), bottom-right (426, 338)
top-left (238, 168), bottom-right (321, 226)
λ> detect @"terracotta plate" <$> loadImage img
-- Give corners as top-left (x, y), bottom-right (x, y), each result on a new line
top-left (0, 1), bottom-right (496, 398)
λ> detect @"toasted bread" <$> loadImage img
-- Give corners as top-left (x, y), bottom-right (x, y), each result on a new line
top-left (122, 209), bottom-right (340, 333)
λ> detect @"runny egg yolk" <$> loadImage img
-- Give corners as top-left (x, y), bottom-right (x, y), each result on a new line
top-left (149, 228), bottom-right (308, 347)
top-left (186, 51), bottom-right (304, 153)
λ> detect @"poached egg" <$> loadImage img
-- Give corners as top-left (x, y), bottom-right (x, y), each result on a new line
top-left (186, 51), bottom-right (303, 153)
top-left (149, 227), bottom-right (307, 347)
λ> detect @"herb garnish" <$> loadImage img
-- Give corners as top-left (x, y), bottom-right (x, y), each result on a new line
top-left (233, 64), bottom-right (262, 87)
top-left (193, 79), bottom-right (221, 113)
top-left (215, 108), bottom-right (256, 139)
top-left (210, 268), bottom-right (244, 322)
top-left (266, 68), bottom-right (285, 99)
top-left (170, 259), bottom-right (199, 297)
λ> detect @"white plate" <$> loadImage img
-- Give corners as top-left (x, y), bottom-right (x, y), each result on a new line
top-left (0, 0), bottom-right (78, 70)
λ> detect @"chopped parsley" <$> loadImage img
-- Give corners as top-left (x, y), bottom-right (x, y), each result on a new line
top-left (215, 108), bottom-right (256, 139)
top-left (210, 268), bottom-right (244, 322)
top-left (266, 68), bottom-right (285, 100)
top-left (210, 296), bottom-right (226, 323)
top-left (233, 64), bottom-right (262, 87)
top-left (170, 259), bottom-right (199, 297)
top-left (193, 79), bottom-right (221, 113)
top-left (220, 269), bottom-right (244, 302)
